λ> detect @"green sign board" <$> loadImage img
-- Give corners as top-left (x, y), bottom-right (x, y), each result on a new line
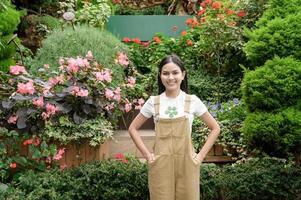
top-left (107, 15), bottom-right (191, 41)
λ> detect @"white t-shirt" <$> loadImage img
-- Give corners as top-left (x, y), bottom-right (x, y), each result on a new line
top-left (140, 90), bottom-right (207, 129)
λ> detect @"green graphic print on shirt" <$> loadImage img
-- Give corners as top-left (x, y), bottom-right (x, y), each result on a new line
top-left (165, 106), bottom-right (178, 118)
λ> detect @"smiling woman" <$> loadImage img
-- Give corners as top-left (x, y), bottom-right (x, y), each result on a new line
top-left (128, 54), bottom-right (220, 200)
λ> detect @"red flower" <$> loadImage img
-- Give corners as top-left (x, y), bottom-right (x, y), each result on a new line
top-left (112, 0), bottom-right (121, 4)
top-left (186, 18), bottom-right (194, 25)
top-left (172, 25), bottom-right (178, 32)
top-left (141, 41), bottom-right (150, 48)
top-left (186, 40), bottom-right (193, 46)
top-left (181, 30), bottom-right (187, 36)
top-left (122, 37), bottom-right (131, 43)
top-left (10, 162), bottom-right (17, 169)
top-left (23, 139), bottom-right (33, 146)
top-left (212, 1), bottom-right (222, 10)
top-left (115, 153), bottom-right (125, 159)
top-left (198, 9), bottom-right (206, 16)
top-left (237, 10), bottom-right (246, 18)
top-left (132, 38), bottom-right (141, 44)
top-left (226, 9), bottom-right (234, 16)
top-left (205, 0), bottom-right (212, 4)
top-left (121, 159), bottom-right (129, 163)
top-left (153, 36), bottom-right (161, 44)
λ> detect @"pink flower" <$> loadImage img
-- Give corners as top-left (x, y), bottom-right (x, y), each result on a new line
top-left (105, 103), bottom-right (115, 111)
top-left (8, 115), bottom-right (18, 124)
top-left (9, 65), bottom-right (27, 75)
top-left (116, 52), bottom-right (129, 66)
top-left (10, 162), bottom-right (17, 169)
top-left (105, 88), bottom-right (114, 100)
top-left (113, 87), bottom-right (121, 102)
top-left (71, 86), bottom-right (89, 97)
top-left (32, 96), bottom-right (44, 108)
top-left (67, 58), bottom-right (80, 74)
top-left (77, 89), bottom-right (89, 97)
top-left (46, 103), bottom-right (58, 115)
top-left (86, 50), bottom-right (93, 60)
top-left (134, 98), bottom-right (145, 110)
top-left (17, 81), bottom-right (35, 95)
top-left (44, 64), bottom-right (49, 69)
top-left (48, 77), bottom-right (59, 87)
top-left (124, 99), bottom-right (132, 113)
top-left (75, 57), bottom-right (90, 68)
top-left (138, 98), bottom-right (145, 105)
top-left (53, 148), bottom-right (65, 160)
top-left (127, 77), bottom-right (136, 88)
top-left (95, 69), bottom-right (112, 82)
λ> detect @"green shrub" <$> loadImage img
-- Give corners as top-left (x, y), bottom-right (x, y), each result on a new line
top-left (242, 103), bottom-right (301, 158)
top-left (0, 6), bottom-right (21, 35)
top-left (27, 25), bottom-right (128, 82)
top-left (4, 157), bottom-right (301, 200)
top-left (255, 0), bottom-right (301, 27)
top-left (4, 157), bottom-right (149, 200)
top-left (216, 157), bottom-right (301, 200)
top-left (75, 0), bottom-right (111, 28)
top-left (0, 3), bottom-right (21, 71)
top-left (244, 13), bottom-right (301, 67)
top-left (241, 57), bottom-right (301, 112)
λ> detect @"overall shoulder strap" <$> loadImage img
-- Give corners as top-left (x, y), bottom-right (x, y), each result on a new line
top-left (184, 94), bottom-right (192, 115)
top-left (154, 95), bottom-right (160, 118)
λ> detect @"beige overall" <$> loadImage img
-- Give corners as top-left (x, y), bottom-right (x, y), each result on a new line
top-left (148, 95), bottom-right (200, 200)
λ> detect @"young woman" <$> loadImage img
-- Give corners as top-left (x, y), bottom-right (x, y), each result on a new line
top-left (128, 54), bottom-right (220, 200)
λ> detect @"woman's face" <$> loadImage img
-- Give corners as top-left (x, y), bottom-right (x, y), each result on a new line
top-left (160, 62), bottom-right (185, 92)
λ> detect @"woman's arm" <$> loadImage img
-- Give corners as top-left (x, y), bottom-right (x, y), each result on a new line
top-left (194, 111), bottom-right (220, 163)
top-left (128, 113), bottom-right (154, 162)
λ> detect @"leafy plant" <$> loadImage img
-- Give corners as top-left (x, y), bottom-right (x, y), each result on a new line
top-left (27, 25), bottom-right (128, 82)
top-left (244, 13), bottom-right (301, 67)
top-left (0, 127), bottom-right (62, 183)
top-left (241, 57), bottom-right (301, 112)
top-left (75, 0), bottom-right (111, 28)
top-left (192, 98), bottom-right (248, 161)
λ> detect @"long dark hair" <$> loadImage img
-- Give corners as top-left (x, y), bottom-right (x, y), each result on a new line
top-left (158, 54), bottom-right (188, 94)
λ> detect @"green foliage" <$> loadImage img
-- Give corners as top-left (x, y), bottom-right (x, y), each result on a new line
top-left (27, 25), bottom-right (128, 82)
top-left (126, 0), bottom-right (249, 101)
top-left (244, 13), bottom-right (301, 67)
top-left (0, 127), bottom-right (60, 183)
top-left (0, 6), bottom-right (21, 35)
top-left (216, 157), bottom-right (301, 200)
top-left (241, 57), bottom-right (301, 112)
top-left (237, 0), bottom-right (269, 28)
top-left (44, 114), bottom-right (113, 146)
top-left (192, 99), bottom-right (248, 161)
top-left (4, 157), bottom-right (149, 200)
top-left (242, 104), bottom-right (301, 158)
top-left (255, 0), bottom-right (301, 27)
top-left (113, 4), bottom-right (167, 15)
top-left (75, 0), bottom-right (111, 28)
top-left (3, 157), bottom-right (301, 200)
top-left (38, 15), bottom-right (61, 30)
top-left (0, 3), bottom-right (21, 70)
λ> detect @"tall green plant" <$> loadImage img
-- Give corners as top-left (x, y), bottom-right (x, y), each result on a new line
top-left (27, 25), bottom-right (128, 83)
top-left (0, 2), bottom-right (21, 72)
